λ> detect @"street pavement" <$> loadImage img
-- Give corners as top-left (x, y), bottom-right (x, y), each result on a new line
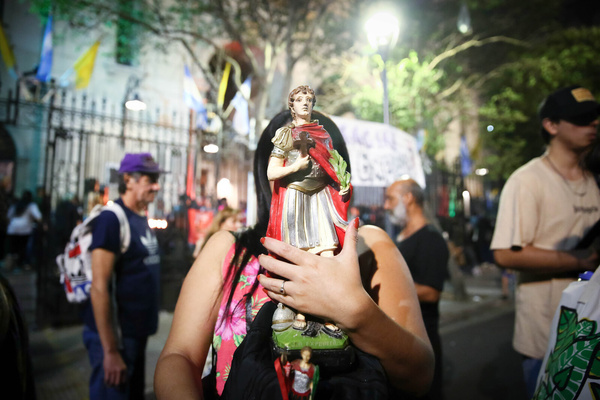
top-left (7, 262), bottom-right (516, 400)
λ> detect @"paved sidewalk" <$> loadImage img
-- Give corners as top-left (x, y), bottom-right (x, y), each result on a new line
top-left (13, 263), bottom-right (511, 400)
top-left (30, 311), bottom-right (172, 400)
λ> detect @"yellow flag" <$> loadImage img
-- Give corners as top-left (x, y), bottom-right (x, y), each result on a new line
top-left (74, 41), bottom-right (100, 89)
top-left (0, 22), bottom-right (17, 78)
top-left (217, 62), bottom-right (231, 108)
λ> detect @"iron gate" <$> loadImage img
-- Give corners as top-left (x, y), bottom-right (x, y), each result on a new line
top-left (1, 86), bottom-right (198, 327)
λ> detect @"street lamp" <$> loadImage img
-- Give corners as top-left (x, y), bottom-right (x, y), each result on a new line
top-left (365, 6), bottom-right (400, 125)
top-left (125, 93), bottom-right (147, 111)
top-left (121, 76), bottom-right (146, 145)
top-left (457, 2), bottom-right (472, 35)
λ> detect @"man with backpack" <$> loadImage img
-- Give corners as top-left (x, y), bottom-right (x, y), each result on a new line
top-left (83, 152), bottom-right (164, 400)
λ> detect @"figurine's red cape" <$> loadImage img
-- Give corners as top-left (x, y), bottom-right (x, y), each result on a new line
top-left (266, 122), bottom-right (352, 251)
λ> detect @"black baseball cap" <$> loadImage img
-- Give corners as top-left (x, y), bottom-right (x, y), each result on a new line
top-left (539, 85), bottom-right (600, 126)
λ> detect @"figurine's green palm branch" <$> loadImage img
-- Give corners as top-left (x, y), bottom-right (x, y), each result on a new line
top-left (329, 149), bottom-right (351, 191)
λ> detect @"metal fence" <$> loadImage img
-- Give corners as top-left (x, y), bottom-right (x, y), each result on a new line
top-left (0, 86), bottom-right (205, 327)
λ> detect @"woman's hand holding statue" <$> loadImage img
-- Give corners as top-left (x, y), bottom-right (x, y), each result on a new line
top-left (258, 218), bottom-right (372, 332)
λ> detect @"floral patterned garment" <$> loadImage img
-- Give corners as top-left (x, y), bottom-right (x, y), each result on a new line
top-left (213, 243), bottom-right (269, 395)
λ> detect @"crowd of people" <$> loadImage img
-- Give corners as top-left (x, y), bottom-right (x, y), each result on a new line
top-left (1, 84), bottom-right (599, 400)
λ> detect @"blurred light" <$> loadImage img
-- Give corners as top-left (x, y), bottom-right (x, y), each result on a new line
top-left (487, 125), bottom-right (494, 132)
top-left (148, 218), bottom-right (168, 229)
top-left (462, 190), bottom-right (471, 217)
top-left (125, 94), bottom-right (147, 111)
top-left (365, 10), bottom-right (400, 51)
top-left (204, 143), bottom-right (219, 153)
top-left (457, 3), bottom-right (472, 34)
top-left (217, 178), bottom-right (232, 199)
top-left (475, 168), bottom-right (489, 176)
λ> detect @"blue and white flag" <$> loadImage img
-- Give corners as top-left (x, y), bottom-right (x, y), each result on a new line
top-left (183, 65), bottom-right (208, 129)
top-left (460, 135), bottom-right (472, 176)
top-left (231, 77), bottom-right (251, 135)
top-left (416, 128), bottom-right (425, 152)
top-left (36, 15), bottom-right (53, 83)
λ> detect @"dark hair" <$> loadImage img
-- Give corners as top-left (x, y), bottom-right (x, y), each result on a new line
top-left (14, 190), bottom-right (33, 216)
top-left (540, 120), bottom-right (558, 144)
top-left (220, 109), bottom-right (351, 325)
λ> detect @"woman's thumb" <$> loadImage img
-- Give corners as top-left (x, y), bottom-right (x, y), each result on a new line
top-left (341, 218), bottom-right (359, 256)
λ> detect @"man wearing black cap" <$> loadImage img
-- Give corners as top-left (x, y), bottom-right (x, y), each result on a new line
top-left (83, 152), bottom-right (163, 399)
top-left (491, 86), bottom-right (600, 397)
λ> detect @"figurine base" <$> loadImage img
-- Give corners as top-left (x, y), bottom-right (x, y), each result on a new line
top-left (271, 325), bottom-right (356, 373)
top-left (271, 303), bottom-right (355, 371)
top-left (270, 336), bottom-right (356, 373)
top-left (273, 324), bottom-right (349, 350)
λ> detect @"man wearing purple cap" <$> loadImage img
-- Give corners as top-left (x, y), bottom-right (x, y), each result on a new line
top-left (491, 86), bottom-right (600, 397)
top-left (83, 152), bottom-right (163, 399)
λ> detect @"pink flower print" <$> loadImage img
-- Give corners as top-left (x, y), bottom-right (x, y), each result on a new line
top-left (240, 257), bottom-right (261, 289)
top-left (215, 300), bottom-right (247, 341)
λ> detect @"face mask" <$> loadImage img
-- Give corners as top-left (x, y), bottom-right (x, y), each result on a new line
top-left (388, 199), bottom-right (407, 226)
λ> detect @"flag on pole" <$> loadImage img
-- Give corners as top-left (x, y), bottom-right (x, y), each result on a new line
top-left (74, 41), bottom-right (100, 89)
top-left (183, 65), bottom-right (208, 130)
top-left (460, 135), bottom-right (472, 177)
top-left (59, 41), bottom-right (100, 89)
top-left (231, 77), bottom-right (251, 135)
top-left (186, 140), bottom-right (196, 201)
top-left (416, 128), bottom-right (425, 152)
top-left (217, 62), bottom-right (231, 109)
top-left (36, 16), bottom-right (53, 83)
top-left (0, 22), bottom-right (18, 79)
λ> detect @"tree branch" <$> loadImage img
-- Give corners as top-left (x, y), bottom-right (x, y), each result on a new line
top-left (427, 36), bottom-right (530, 72)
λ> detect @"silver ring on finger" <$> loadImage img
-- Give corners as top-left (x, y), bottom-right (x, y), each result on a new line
top-left (280, 280), bottom-right (286, 296)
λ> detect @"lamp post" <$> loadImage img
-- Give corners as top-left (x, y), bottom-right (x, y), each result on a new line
top-left (121, 76), bottom-right (146, 146)
top-left (365, 8), bottom-right (400, 125)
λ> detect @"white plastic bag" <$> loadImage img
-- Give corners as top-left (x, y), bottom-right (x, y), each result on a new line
top-left (533, 267), bottom-right (600, 400)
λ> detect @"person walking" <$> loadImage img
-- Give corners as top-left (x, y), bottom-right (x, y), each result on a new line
top-left (384, 178), bottom-right (449, 400)
top-left (192, 206), bottom-right (243, 258)
top-left (491, 85), bottom-right (600, 398)
top-left (83, 152), bottom-right (164, 400)
top-left (6, 190), bottom-right (42, 271)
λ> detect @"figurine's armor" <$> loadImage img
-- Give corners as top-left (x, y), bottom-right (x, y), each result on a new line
top-left (271, 125), bottom-right (346, 254)
top-left (291, 365), bottom-right (313, 396)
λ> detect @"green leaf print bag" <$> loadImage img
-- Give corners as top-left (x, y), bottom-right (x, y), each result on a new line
top-left (533, 267), bottom-right (600, 400)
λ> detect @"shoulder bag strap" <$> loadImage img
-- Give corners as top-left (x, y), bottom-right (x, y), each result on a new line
top-left (102, 202), bottom-right (131, 254)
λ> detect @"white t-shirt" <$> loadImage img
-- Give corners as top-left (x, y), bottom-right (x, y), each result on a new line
top-left (6, 202), bottom-right (42, 235)
top-left (491, 156), bottom-right (600, 358)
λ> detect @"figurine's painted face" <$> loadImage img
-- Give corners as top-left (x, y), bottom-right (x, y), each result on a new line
top-left (292, 92), bottom-right (314, 121)
top-left (301, 348), bottom-right (311, 363)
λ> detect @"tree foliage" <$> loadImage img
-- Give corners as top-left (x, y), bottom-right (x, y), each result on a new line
top-left (28, 0), bottom-right (360, 140)
top-left (479, 27), bottom-right (600, 179)
top-left (321, 0), bottom-right (600, 178)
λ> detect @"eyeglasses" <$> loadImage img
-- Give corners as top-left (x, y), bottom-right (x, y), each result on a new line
top-left (563, 111), bottom-right (599, 126)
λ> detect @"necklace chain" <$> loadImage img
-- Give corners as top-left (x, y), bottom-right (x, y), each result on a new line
top-left (545, 155), bottom-right (587, 197)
